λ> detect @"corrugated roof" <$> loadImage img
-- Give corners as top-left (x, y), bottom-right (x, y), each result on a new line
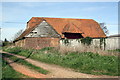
top-left (108, 34), bottom-right (120, 37)
top-left (16, 17), bottom-right (106, 41)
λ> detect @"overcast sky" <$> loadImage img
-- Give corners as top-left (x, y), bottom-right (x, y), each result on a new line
top-left (1, 2), bottom-right (118, 41)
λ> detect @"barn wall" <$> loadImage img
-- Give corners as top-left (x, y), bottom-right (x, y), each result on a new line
top-left (60, 37), bottom-right (120, 52)
top-left (15, 37), bottom-right (119, 51)
top-left (23, 37), bottom-right (59, 49)
top-left (105, 37), bottom-right (119, 50)
top-left (15, 39), bottom-right (25, 47)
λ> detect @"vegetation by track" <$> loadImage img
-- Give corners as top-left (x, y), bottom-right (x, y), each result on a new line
top-left (2, 53), bottom-right (49, 75)
top-left (2, 57), bottom-right (29, 79)
top-left (3, 47), bottom-right (120, 76)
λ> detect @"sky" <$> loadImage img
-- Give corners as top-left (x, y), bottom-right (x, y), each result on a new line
top-left (0, 2), bottom-right (118, 41)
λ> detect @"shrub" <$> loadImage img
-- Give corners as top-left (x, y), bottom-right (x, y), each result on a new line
top-left (81, 37), bottom-right (93, 45)
top-left (39, 47), bottom-right (54, 51)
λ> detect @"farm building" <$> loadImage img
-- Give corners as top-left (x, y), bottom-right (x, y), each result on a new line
top-left (14, 17), bottom-right (106, 49)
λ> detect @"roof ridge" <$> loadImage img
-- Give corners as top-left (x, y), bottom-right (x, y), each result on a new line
top-left (32, 17), bottom-right (93, 20)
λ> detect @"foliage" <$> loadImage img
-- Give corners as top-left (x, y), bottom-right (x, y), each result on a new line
top-left (3, 47), bottom-right (23, 54)
top-left (100, 38), bottom-right (106, 50)
top-left (39, 47), bottom-right (54, 51)
top-left (99, 23), bottom-right (109, 35)
top-left (3, 47), bottom-right (120, 76)
top-left (81, 37), bottom-right (93, 45)
top-left (100, 38), bottom-right (104, 49)
top-left (2, 38), bottom-right (13, 47)
top-left (13, 29), bottom-right (23, 41)
top-left (2, 42), bottom-right (9, 47)
top-left (62, 39), bottom-right (70, 46)
top-left (103, 38), bottom-right (106, 50)
top-left (108, 49), bottom-right (120, 52)
top-left (76, 39), bottom-right (81, 43)
top-left (4, 38), bottom-right (8, 42)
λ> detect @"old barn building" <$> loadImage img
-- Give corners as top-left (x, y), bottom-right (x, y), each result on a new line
top-left (14, 17), bottom-right (106, 49)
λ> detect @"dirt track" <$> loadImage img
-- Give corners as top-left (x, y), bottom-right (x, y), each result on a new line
top-left (2, 51), bottom-right (118, 78)
top-left (4, 57), bottom-right (46, 78)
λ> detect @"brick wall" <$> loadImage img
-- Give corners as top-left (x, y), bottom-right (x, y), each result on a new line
top-left (15, 39), bottom-right (25, 47)
top-left (16, 37), bottom-right (60, 49)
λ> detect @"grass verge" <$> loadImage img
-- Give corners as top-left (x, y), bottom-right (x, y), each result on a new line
top-left (3, 47), bottom-right (120, 76)
top-left (108, 49), bottom-right (120, 53)
top-left (2, 53), bottom-right (49, 74)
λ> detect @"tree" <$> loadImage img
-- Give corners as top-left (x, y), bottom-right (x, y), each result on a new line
top-left (2, 38), bottom-right (10, 46)
top-left (4, 38), bottom-right (8, 42)
top-left (13, 29), bottom-right (23, 41)
top-left (99, 23), bottom-right (109, 35)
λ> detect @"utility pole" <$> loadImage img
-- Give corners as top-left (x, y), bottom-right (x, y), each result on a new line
top-left (0, 28), bottom-right (1, 47)
top-left (0, 27), bottom-right (2, 80)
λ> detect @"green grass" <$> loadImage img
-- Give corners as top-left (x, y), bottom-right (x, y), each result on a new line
top-left (2, 54), bottom-right (49, 74)
top-left (3, 47), bottom-right (120, 76)
top-left (2, 58), bottom-right (28, 79)
top-left (108, 49), bottom-right (120, 53)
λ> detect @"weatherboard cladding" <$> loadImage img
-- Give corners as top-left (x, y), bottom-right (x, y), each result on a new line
top-left (25, 21), bottom-right (60, 38)
top-left (16, 17), bottom-right (106, 41)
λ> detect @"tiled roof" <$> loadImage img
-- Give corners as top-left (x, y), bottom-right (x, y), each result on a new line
top-left (15, 17), bottom-right (106, 40)
top-left (62, 23), bottom-right (83, 33)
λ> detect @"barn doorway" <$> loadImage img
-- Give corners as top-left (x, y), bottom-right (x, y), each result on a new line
top-left (63, 33), bottom-right (83, 39)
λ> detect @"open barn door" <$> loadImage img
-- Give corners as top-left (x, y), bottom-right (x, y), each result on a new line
top-left (63, 33), bottom-right (83, 39)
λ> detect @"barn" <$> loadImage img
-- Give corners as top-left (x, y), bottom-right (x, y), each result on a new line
top-left (14, 17), bottom-right (106, 49)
